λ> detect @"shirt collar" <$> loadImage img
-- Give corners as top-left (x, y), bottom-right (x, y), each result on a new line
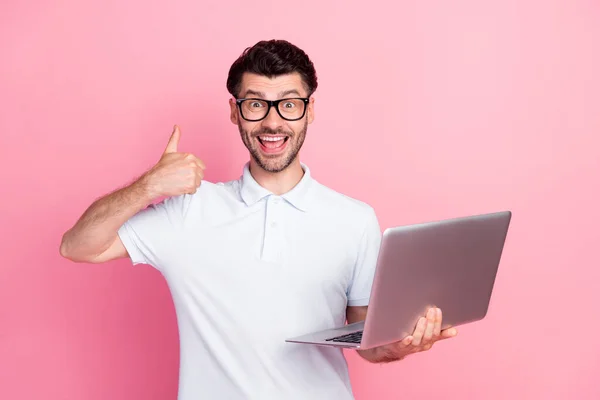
top-left (239, 162), bottom-right (313, 212)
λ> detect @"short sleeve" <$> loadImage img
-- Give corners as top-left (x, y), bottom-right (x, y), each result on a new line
top-left (346, 206), bottom-right (382, 306)
top-left (117, 194), bottom-right (193, 270)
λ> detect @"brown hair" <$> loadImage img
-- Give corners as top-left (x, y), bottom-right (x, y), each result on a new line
top-left (226, 39), bottom-right (318, 98)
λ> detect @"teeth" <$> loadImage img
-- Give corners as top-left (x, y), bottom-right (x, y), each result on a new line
top-left (260, 136), bottom-right (285, 142)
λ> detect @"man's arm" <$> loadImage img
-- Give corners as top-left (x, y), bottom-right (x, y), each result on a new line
top-left (59, 180), bottom-right (153, 263)
top-left (59, 125), bottom-right (205, 264)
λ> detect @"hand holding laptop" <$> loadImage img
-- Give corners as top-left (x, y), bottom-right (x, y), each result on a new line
top-left (359, 306), bottom-right (458, 362)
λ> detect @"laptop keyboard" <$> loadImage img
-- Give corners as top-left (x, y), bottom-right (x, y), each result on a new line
top-left (325, 331), bottom-right (363, 343)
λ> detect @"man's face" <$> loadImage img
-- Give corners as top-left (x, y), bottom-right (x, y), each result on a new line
top-left (229, 72), bottom-right (314, 173)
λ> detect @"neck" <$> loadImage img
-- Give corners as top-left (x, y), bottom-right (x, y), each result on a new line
top-left (249, 158), bottom-right (304, 195)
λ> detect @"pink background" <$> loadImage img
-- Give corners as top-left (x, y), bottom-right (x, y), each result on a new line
top-left (1, 0), bottom-right (599, 399)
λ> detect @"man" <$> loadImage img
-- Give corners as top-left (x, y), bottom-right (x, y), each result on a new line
top-left (60, 39), bottom-right (457, 399)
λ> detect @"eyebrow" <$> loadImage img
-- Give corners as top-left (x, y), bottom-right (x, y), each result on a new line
top-left (242, 89), bottom-right (303, 98)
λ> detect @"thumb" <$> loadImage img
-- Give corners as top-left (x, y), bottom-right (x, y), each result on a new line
top-left (164, 125), bottom-right (181, 154)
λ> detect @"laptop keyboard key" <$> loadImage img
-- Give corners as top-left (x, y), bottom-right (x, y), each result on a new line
top-left (325, 331), bottom-right (363, 343)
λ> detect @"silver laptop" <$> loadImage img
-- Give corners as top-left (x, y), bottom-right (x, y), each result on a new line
top-left (285, 210), bottom-right (512, 350)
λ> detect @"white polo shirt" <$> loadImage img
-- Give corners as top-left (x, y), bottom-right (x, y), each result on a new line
top-left (117, 162), bottom-right (382, 400)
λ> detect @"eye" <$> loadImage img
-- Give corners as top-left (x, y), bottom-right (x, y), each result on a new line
top-left (250, 101), bottom-right (263, 108)
top-left (282, 102), bottom-right (295, 108)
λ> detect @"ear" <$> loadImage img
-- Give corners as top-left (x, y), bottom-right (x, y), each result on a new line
top-left (307, 96), bottom-right (315, 124)
top-left (229, 98), bottom-right (239, 125)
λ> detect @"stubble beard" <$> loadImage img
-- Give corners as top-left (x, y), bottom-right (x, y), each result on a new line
top-left (239, 120), bottom-right (307, 173)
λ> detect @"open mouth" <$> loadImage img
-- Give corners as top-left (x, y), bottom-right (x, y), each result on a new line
top-left (257, 135), bottom-right (289, 154)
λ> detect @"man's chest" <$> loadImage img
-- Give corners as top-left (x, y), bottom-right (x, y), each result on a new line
top-left (173, 209), bottom-right (355, 287)
top-left (159, 209), bottom-right (359, 339)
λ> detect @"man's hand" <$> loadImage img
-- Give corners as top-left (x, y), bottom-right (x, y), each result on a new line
top-left (140, 125), bottom-right (206, 198)
top-left (358, 307), bottom-right (458, 363)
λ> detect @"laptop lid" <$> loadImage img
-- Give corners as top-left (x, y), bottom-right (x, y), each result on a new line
top-left (359, 211), bottom-right (512, 349)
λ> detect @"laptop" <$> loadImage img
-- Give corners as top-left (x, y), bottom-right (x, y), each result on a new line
top-left (285, 210), bottom-right (512, 350)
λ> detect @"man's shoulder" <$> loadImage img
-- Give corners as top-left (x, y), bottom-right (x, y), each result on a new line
top-left (193, 176), bottom-right (242, 199)
top-left (154, 177), bottom-right (242, 213)
top-left (310, 180), bottom-right (377, 219)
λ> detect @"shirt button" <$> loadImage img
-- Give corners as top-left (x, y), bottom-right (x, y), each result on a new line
top-left (273, 197), bottom-right (280, 204)
top-left (271, 222), bottom-right (277, 228)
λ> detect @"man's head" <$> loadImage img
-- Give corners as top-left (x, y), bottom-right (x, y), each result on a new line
top-left (227, 40), bottom-right (317, 173)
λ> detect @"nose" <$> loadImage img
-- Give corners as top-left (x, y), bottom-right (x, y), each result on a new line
top-left (261, 104), bottom-right (284, 130)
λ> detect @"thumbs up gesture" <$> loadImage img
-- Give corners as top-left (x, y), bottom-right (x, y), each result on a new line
top-left (141, 125), bottom-right (206, 199)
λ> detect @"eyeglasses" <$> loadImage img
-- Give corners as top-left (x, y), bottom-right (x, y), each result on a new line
top-left (236, 97), bottom-right (310, 122)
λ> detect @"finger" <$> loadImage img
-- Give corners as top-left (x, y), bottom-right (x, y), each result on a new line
top-left (422, 308), bottom-right (436, 342)
top-left (164, 125), bottom-right (181, 154)
top-left (186, 154), bottom-right (206, 171)
top-left (195, 157), bottom-right (206, 170)
top-left (395, 335), bottom-right (413, 350)
top-left (440, 327), bottom-right (458, 339)
top-left (433, 308), bottom-right (443, 337)
top-left (411, 317), bottom-right (427, 346)
top-left (183, 183), bottom-right (196, 195)
top-left (195, 171), bottom-right (204, 187)
top-left (184, 153), bottom-right (205, 170)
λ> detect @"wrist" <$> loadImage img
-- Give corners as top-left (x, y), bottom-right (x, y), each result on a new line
top-left (132, 173), bottom-right (159, 205)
